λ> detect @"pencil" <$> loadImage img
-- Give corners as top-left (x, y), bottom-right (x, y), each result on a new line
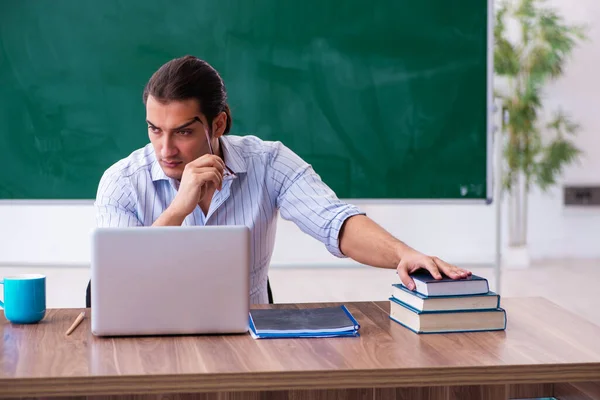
top-left (65, 311), bottom-right (85, 336)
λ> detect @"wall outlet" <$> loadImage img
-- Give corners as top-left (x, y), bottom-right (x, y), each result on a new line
top-left (564, 186), bottom-right (600, 206)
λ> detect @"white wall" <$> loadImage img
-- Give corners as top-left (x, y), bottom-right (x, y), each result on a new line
top-left (0, 202), bottom-right (496, 267)
top-left (0, 203), bottom-right (496, 308)
top-left (0, 202), bottom-right (496, 308)
top-left (526, 0), bottom-right (600, 259)
top-left (1, 0), bottom-right (599, 308)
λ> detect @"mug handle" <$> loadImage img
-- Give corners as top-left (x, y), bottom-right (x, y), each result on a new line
top-left (0, 279), bottom-right (3, 308)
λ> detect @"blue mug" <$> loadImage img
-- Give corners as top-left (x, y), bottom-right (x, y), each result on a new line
top-left (0, 274), bottom-right (46, 324)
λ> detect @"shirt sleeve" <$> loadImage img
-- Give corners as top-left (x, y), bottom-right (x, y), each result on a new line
top-left (94, 171), bottom-right (143, 228)
top-left (267, 142), bottom-right (365, 258)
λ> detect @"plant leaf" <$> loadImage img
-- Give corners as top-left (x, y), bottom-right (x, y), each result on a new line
top-left (494, 39), bottom-right (521, 76)
top-left (546, 109), bottom-right (582, 136)
top-left (534, 138), bottom-right (582, 191)
top-left (495, 0), bottom-right (586, 193)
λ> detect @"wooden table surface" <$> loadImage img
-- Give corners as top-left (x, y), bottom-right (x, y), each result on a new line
top-left (1, 297), bottom-right (600, 399)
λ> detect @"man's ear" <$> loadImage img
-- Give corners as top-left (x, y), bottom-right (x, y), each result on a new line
top-left (211, 112), bottom-right (228, 138)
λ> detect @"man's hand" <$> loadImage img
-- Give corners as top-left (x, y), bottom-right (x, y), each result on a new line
top-left (397, 248), bottom-right (472, 291)
top-left (168, 155), bottom-right (225, 219)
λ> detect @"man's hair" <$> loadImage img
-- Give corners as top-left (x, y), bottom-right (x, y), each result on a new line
top-left (143, 55), bottom-right (232, 134)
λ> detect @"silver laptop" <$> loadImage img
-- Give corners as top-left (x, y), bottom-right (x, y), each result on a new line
top-left (90, 226), bottom-right (250, 336)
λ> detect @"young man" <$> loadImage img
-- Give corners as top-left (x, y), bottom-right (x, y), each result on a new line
top-left (93, 55), bottom-right (471, 304)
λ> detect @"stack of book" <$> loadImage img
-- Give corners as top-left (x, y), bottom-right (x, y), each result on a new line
top-left (388, 271), bottom-right (507, 334)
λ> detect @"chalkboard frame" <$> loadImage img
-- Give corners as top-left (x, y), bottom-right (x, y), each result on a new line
top-left (484, 0), bottom-right (495, 205)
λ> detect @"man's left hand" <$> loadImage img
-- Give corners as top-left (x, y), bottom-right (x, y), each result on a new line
top-left (397, 248), bottom-right (471, 291)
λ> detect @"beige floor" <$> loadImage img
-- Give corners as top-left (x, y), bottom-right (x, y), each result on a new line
top-left (268, 260), bottom-right (600, 327)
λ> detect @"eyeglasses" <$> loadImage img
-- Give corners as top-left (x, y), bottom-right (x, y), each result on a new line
top-left (195, 117), bottom-right (236, 179)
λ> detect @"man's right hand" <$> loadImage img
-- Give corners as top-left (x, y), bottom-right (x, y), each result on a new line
top-left (168, 155), bottom-right (225, 218)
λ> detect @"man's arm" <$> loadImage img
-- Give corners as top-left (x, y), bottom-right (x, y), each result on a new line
top-left (267, 141), bottom-right (471, 290)
top-left (95, 173), bottom-right (143, 228)
top-left (152, 154), bottom-right (225, 226)
top-left (338, 214), bottom-right (470, 290)
top-left (338, 214), bottom-right (407, 269)
top-left (152, 208), bottom-right (187, 226)
top-left (267, 142), bottom-right (365, 258)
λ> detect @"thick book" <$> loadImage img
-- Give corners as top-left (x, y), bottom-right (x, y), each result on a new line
top-left (401, 270), bottom-right (490, 296)
top-left (248, 305), bottom-right (360, 339)
top-left (389, 297), bottom-right (506, 334)
top-left (392, 284), bottom-right (500, 312)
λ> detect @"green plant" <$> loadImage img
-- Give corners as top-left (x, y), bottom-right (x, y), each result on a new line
top-left (494, 0), bottom-right (587, 193)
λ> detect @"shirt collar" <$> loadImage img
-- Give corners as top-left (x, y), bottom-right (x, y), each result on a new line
top-left (150, 152), bottom-right (169, 182)
top-left (149, 136), bottom-right (247, 182)
top-left (220, 135), bottom-right (247, 174)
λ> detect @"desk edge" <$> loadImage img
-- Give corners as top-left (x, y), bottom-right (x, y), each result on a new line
top-left (1, 363), bottom-right (600, 397)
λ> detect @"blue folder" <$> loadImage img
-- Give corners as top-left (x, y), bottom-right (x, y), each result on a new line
top-left (248, 305), bottom-right (360, 339)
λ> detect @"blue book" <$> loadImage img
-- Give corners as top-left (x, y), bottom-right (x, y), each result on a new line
top-left (248, 305), bottom-right (360, 339)
top-left (402, 270), bottom-right (490, 296)
top-left (389, 297), bottom-right (506, 334)
top-left (392, 284), bottom-right (500, 312)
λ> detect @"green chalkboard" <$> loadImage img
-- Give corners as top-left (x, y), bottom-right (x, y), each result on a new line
top-left (0, 0), bottom-right (490, 200)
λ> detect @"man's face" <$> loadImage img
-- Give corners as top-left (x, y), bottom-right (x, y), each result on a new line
top-left (146, 95), bottom-right (211, 181)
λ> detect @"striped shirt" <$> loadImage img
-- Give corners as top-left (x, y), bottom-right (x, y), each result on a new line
top-left (94, 134), bottom-right (364, 304)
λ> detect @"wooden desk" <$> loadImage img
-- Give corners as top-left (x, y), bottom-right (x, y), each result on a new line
top-left (1, 297), bottom-right (600, 400)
